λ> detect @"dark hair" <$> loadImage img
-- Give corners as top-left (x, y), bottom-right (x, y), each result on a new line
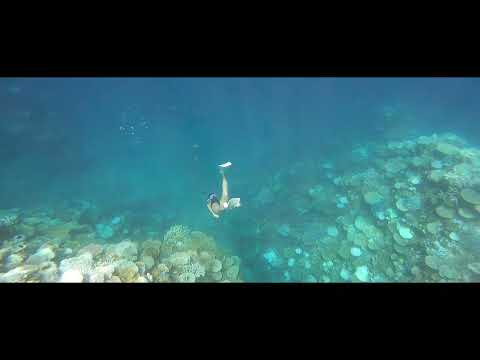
top-left (207, 193), bottom-right (219, 205)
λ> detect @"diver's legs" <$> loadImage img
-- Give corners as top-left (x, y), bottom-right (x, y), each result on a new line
top-left (220, 172), bottom-right (229, 203)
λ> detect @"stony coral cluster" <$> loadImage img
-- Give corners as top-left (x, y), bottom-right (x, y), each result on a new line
top-left (148, 225), bottom-right (242, 283)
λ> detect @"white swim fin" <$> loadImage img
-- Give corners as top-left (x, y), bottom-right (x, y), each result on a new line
top-left (219, 161), bottom-right (232, 168)
top-left (227, 198), bottom-right (241, 209)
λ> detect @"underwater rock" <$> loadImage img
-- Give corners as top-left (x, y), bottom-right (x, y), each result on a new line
top-left (26, 247), bottom-right (55, 266)
top-left (354, 266), bottom-right (369, 282)
top-left (435, 205), bottom-right (456, 219)
top-left (460, 189), bottom-right (480, 205)
top-left (363, 191), bottom-right (383, 205)
top-left (59, 269), bottom-right (83, 282)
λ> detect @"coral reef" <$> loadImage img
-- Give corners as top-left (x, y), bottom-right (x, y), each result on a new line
top-left (252, 132), bottom-right (480, 282)
top-left (3, 128), bottom-right (480, 283)
top-left (0, 212), bottom-right (243, 283)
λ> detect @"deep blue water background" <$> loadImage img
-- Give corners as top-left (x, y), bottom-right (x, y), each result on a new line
top-left (1, 77), bottom-right (480, 280)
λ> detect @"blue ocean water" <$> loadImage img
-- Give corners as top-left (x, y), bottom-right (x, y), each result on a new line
top-left (1, 77), bottom-right (480, 282)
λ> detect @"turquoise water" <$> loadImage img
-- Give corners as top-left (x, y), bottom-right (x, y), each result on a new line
top-left (1, 77), bottom-right (480, 282)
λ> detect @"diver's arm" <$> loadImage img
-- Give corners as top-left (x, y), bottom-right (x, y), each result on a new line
top-left (207, 203), bottom-right (220, 218)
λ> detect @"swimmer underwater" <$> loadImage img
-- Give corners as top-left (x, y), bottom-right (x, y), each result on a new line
top-left (206, 162), bottom-right (241, 218)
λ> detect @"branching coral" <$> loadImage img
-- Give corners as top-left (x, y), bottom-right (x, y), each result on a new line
top-left (182, 261), bottom-right (206, 279)
top-left (162, 225), bottom-right (191, 255)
